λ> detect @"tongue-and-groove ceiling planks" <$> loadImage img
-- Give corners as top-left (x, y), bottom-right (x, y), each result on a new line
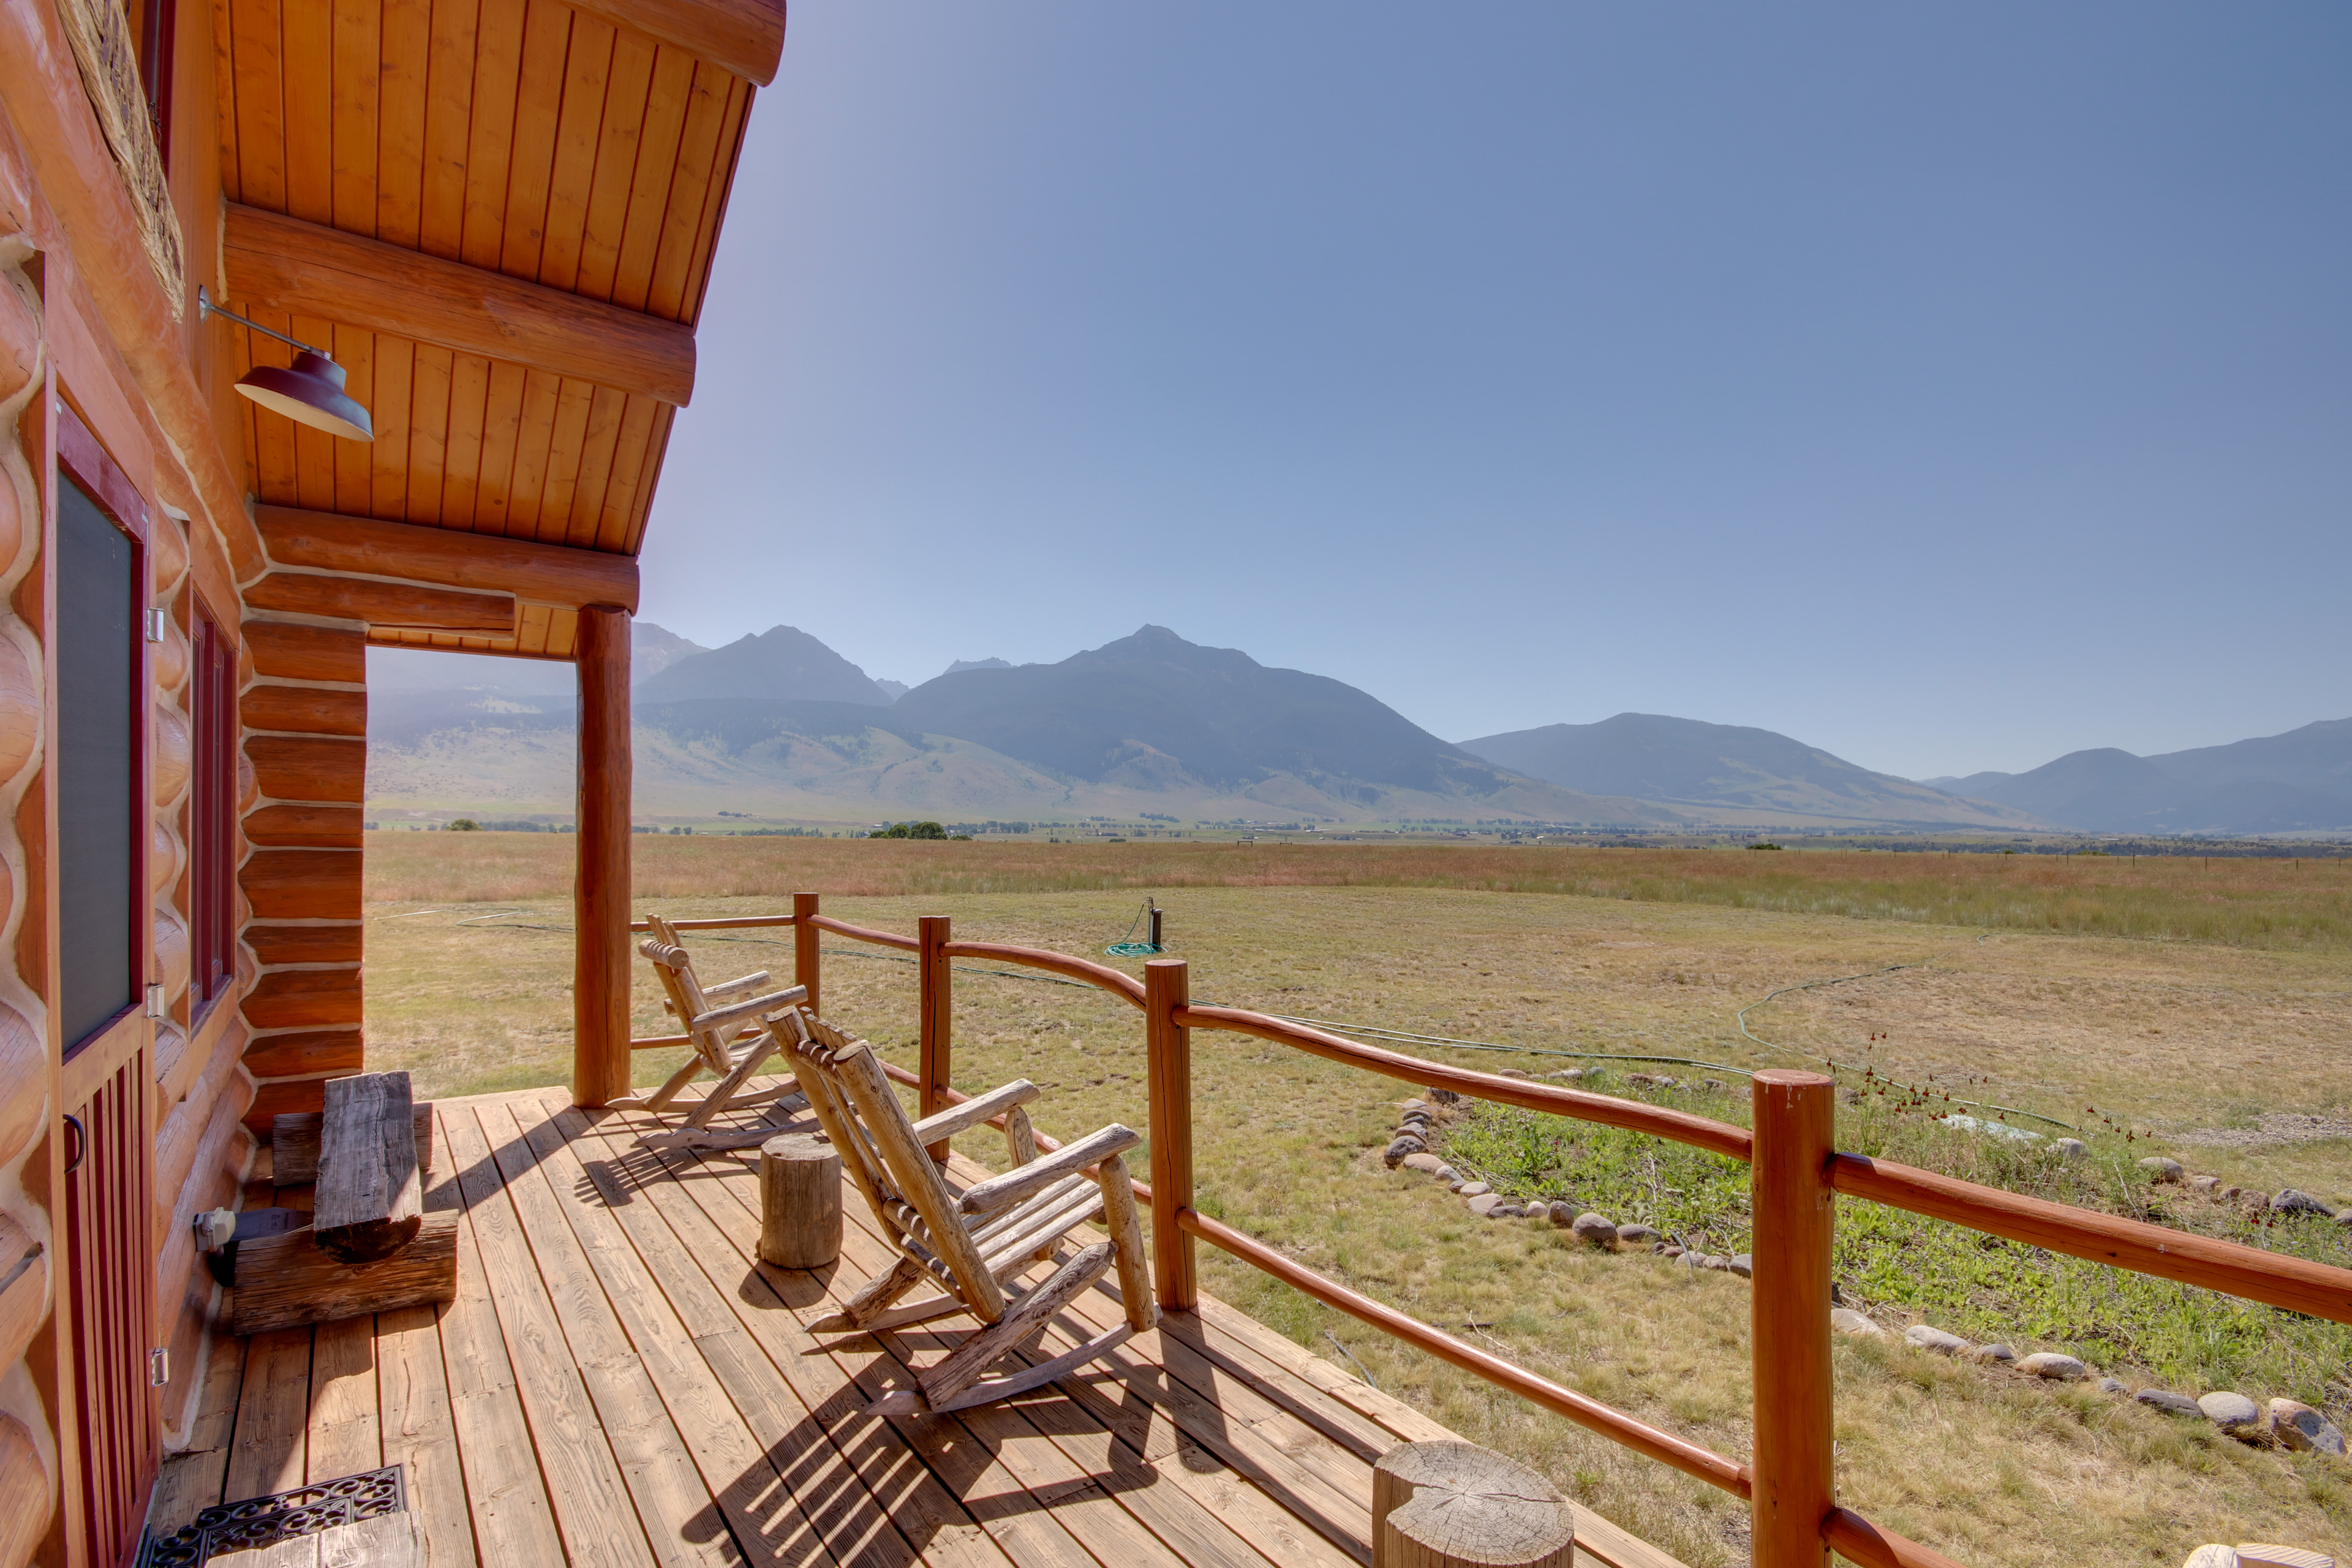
top-left (214, 0), bottom-right (758, 658)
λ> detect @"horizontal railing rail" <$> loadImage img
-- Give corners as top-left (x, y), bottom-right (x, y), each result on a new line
top-left (1830, 1154), bottom-right (2352, 1322)
top-left (1174, 1002), bottom-right (1757, 1161)
top-left (1175, 1204), bottom-right (1751, 1494)
top-left (620, 900), bottom-right (2352, 1568)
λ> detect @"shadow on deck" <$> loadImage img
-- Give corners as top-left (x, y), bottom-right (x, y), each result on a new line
top-left (151, 1078), bottom-right (1686, 1568)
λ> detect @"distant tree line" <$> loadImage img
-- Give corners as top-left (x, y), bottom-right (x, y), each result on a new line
top-left (865, 821), bottom-right (973, 840)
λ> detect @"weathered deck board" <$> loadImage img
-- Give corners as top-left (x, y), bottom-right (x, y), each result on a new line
top-left (160, 1079), bottom-right (1688, 1568)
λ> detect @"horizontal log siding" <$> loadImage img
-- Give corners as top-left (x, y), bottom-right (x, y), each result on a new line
top-left (237, 620), bottom-right (365, 1133)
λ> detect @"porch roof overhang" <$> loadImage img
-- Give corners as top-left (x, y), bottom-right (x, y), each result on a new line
top-left (215, 0), bottom-right (778, 658)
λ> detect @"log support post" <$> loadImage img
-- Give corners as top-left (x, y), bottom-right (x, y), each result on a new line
top-left (574, 606), bottom-right (631, 1107)
top-left (918, 915), bottom-right (951, 1159)
top-left (1145, 958), bottom-right (1196, 1311)
top-left (1749, 1068), bottom-right (1837, 1568)
top-left (793, 892), bottom-right (821, 1016)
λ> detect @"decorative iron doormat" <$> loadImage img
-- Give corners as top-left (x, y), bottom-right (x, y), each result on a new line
top-left (138, 1464), bottom-right (406, 1566)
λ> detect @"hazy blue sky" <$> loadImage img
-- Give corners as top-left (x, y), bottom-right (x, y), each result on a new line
top-left (625, 2), bottom-right (2348, 780)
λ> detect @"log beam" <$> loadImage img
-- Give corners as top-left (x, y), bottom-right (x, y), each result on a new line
top-left (256, 505), bottom-right (639, 611)
top-left (246, 622), bottom-right (366, 683)
top-left (0, 1415), bottom-right (47, 1568)
top-left (239, 849), bottom-right (363, 921)
top-left (244, 572), bottom-right (516, 633)
top-left (567, 0), bottom-right (785, 86)
top-left (575, 606), bottom-right (631, 1107)
top-left (226, 205), bottom-right (696, 405)
top-left (225, 1212), bottom-right (458, 1335)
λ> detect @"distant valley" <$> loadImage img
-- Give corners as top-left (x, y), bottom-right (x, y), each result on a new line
top-left (361, 624), bottom-right (2352, 835)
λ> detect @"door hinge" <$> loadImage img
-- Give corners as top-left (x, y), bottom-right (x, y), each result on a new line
top-left (145, 607), bottom-right (168, 643)
top-left (145, 983), bottom-right (166, 1019)
top-left (148, 1347), bottom-right (170, 1387)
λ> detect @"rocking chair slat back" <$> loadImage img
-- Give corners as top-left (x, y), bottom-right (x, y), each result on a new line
top-left (777, 1014), bottom-right (895, 1231)
top-left (785, 1013), bottom-right (1009, 1321)
top-left (625, 916), bottom-right (809, 1147)
top-left (641, 917), bottom-right (733, 1075)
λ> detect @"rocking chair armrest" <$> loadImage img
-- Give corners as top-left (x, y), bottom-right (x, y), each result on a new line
top-left (688, 984), bottom-right (809, 1034)
top-left (910, 1079), bottom-right (1042, 1146)
top-left (700, 970), bottom-right (774, 1001)
top-left (958, 1123), bottom-right (1141, 1216)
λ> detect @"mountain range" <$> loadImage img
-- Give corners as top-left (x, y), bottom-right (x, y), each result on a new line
top-left (1459, 715), bottom-right (2039, 829)
top-left (359, 623), bottom-right (2352, 834)
top-left (1921, 721), bottom-right (2352, 834)
top-left (636, 624), bottom-right (899, 707)
top-left (368, 627), bottom-right (1703, 826)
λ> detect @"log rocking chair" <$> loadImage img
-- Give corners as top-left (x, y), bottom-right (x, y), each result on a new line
top-left (777, 1010), bottom-right (1157, 1415)
top-left (616, 914), bottom-right (809, 1150)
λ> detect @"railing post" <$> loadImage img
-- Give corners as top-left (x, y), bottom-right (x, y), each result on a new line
top-left (1749, 1069), bottom-right (1837, 1568)
top-left (919, 915), bottom-right (951, 1159)
top-left (793, 891), bottom-right (820, 1016)
top-left (1145, 958), bottom-right (1196, 1312)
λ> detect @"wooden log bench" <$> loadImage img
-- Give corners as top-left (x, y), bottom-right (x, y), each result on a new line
top-left (270, 1102), bottom-right (436, 1184)
top-left (228, 1071), bottom-right (458, 1335)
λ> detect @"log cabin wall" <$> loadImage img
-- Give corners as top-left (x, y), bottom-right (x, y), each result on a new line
top-left (0, 0), bottom-right (772, 1539)
top-left (0, 161), bottom-right (61, 1560)
top-left (0, 0), bottom-right (270, 1542)
top-left (234, 620), bottom-right (366, 1131)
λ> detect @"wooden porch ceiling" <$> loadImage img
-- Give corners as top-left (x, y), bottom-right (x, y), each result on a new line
top-left (214, 0), bottom-right (775, 658)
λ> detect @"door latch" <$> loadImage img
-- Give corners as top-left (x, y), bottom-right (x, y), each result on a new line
top-left (145, 983), bottom-right (166, 1019)
top-left (144, 607), bottom-right (167, 643)
top-left (148, 1348), bottom-right (170, 1387)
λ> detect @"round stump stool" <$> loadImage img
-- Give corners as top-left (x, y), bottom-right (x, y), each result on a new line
top-left (1373, 1441), bottom-right (1575, 1568)
top-left (758, 1133), bottom-right (843, 1268)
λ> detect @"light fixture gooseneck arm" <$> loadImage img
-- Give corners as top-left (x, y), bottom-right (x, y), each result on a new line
top-left (197, 285), bottom-right (330, 360)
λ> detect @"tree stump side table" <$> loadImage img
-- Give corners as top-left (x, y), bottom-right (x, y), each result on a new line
top-left (1372, 1440), bottom-right (1575, 1568)
top-left (758, 1132), bottom-right (843, 1268)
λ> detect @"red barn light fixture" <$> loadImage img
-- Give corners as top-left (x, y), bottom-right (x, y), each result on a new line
top-left (198, 286), bottom-right (375, 441)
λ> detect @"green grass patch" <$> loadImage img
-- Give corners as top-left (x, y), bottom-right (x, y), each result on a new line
top-left (1444, 1076), bottom-right (2352, 1408)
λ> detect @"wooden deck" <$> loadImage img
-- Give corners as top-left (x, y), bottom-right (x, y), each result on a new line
top-left (150, 1079), bottom-right (1684, 1568)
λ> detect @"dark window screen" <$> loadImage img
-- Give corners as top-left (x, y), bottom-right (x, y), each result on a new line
top-left (59, 475), bottom-right (137, 1051)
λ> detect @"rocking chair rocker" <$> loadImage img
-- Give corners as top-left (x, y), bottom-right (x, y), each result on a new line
top-left (616, 914), bottom-right (809, 1150)
top-left (778, 1010), bottom-right (1156, 1415)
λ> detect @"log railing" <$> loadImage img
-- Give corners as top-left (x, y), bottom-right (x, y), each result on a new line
top-left (623, 897), bottom-right (2352, 1568)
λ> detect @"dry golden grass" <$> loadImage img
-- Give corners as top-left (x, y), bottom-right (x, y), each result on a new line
top-left (361, 855), bottom-right (2352, 1568)
top-left (363, 832), bottom-right (2352, 952)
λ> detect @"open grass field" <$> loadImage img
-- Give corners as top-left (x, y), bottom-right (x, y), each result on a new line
top-left (358, 835), bottom-right (2352, 1568)
top-left (364, 833), bottom-right (2352, 949)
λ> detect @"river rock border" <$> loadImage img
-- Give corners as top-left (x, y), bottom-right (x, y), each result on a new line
top-left (2132, 1156), bottom-right (2350, 1231)
top-left (1381, 1089), bottom-right (2351, 1470)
